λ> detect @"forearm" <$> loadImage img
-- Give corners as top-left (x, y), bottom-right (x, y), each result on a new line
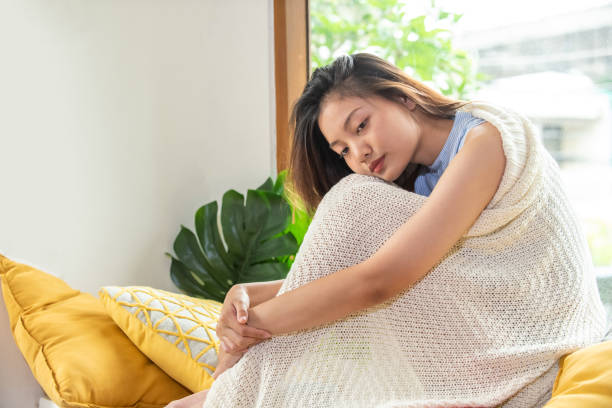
top-left (237, 279), bottom-right (284, 307)
top-left (243, 211), bottom-right (450, 335)
top-left (246, 262), bottom-right (378, 335)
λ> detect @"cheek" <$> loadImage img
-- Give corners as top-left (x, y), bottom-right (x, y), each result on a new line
top-left (346, 159), bottom-right (361, 174)
top-left (343, 157), bottom-right (367, 175)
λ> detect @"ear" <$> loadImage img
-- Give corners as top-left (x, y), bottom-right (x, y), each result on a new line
top-left (399, 95), bottom-right (416, 110)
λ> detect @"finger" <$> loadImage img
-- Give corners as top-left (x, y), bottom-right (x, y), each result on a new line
top-left (223, 326), bottom-right (258, 347)
top-left (215, 321), bottom-right (223, 338)
top-left (223, 331), bottom-right (262, 353)
top-left (222, 309), bottom-right (271, 339)
top-left (236, 308), bottom-right (248, 324)
top-left (216, 306), bottom-right (239, 337)
top-left (222, 333), bottom-right (245, 354)
top-left (216, 308), bottom-right (232, 337)
top-left (222, 336), bottom-right (237, 353)
top-left (225, 335), bottom-right (252, 354)
top-left (232, 300), bottom-right (249, 324)
top-left (234, 324), bottom-right (272, 340)
top-left (216, 323), bottom-right (228, 340)
top-left (221, 337), bottom-right (238, 353)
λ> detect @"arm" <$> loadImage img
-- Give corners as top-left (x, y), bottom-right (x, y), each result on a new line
top-left (246, 123), bottom-right (506, 335)
top-left (238, 279), bottom-right (284, 307)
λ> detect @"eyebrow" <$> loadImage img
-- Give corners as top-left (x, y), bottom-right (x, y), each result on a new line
top-left (329, 107), bottom-right (360, 149)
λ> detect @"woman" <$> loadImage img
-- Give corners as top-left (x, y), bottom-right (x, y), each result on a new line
top-left (168, 53), bottom-right (606, 407)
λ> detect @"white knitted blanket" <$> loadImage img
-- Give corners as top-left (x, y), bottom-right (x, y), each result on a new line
top-left (203, 103), bottom-right (606, 408)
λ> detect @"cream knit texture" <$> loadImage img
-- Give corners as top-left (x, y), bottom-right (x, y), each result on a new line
top-left (203, 102), bottom-right (607, 408)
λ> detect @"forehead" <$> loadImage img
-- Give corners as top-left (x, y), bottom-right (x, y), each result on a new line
top-left (318, 94), bottom-right (371, 141)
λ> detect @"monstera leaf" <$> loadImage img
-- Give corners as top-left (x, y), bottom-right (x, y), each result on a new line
top-left (168, 172), bottom-right (304, 302)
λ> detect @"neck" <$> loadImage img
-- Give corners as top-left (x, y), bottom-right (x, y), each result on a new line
top-left (412, 110), bottom-right (454, 167)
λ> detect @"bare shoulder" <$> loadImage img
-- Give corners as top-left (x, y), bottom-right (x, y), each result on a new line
top-left (462, 121), bottom-right (505, 176)
top-left (464, 122), bottom-right (503, 153)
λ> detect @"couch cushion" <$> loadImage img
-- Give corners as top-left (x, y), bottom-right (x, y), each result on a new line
top-left (543, 340), bottom-right (612, 408)
top-left (0, 254), bottom-right (190, 408)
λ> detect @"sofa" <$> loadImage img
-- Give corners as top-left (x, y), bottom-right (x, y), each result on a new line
top-left (1, 255), bottom-right (611, 408)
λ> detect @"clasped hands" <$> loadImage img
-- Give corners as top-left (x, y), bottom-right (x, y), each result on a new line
top-left (212, 284), bottom-right (272, 379)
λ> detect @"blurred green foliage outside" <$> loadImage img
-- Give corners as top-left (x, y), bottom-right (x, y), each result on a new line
top-left (310, 0), bottom-right (483, 99)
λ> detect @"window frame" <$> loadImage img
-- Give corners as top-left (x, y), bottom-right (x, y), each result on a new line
top-left (273, 0), bottom-right (309, 172)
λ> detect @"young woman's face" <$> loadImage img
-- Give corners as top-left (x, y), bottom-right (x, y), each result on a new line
top-left (317, 93), bottom-right (422, 182)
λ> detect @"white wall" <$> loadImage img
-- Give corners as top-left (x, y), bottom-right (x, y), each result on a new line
top-left (1, 1), bottom-right (275, 406)
top-left (0, 0), bottom-right (276, 295)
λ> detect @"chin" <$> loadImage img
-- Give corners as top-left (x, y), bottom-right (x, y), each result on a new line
top-left (386, 171), bottom-right (402, 183)
top-left (376, 173), bottom-right (395, 183)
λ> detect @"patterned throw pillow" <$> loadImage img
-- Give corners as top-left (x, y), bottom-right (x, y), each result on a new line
top-left (99, 286), bottom-right (222, 392)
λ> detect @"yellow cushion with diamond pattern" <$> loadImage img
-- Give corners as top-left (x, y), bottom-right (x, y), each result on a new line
top-left (99, 286), bottom-right (222, 392)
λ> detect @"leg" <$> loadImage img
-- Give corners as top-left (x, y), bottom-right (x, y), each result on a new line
top-left (204, 175), bottom-right (426, 406)
top-left (282, 174), bottom-right (425, 289)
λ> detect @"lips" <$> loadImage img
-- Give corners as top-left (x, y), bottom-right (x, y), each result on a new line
top-left (369, 155), bottom-right (385, 173)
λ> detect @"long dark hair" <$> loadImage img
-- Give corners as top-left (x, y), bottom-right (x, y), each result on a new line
top-left (287, 53), bottom-right (465, 215)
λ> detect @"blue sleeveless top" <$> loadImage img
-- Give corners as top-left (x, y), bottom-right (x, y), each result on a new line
top-left (413, 111), bottom-right (485, 196)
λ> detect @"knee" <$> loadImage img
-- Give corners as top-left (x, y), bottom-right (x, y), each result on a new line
top-left (327, 174), bottom-right (398, 211)
top-left (336, 173), bottom-right (382, 189)
top-left (325, 174), bottom-right (390, 206)
top-left (316, 173), bottom-right (424, 231)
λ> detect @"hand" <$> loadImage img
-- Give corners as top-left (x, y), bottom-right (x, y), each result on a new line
top-left (216, 284), bottom-right (272, 353)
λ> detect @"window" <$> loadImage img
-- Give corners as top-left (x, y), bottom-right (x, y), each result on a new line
top-left (309, 0), bottom-right (612, 274)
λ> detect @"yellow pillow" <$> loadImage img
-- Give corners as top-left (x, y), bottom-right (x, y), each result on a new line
top-left (543, 340), bottom-right (612, 408)
top-left (99, 286), bottom-right (222, 393)
top-left (0, 254), bottom-right (190, 408)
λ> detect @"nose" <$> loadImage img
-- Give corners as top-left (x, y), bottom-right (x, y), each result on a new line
top-left (351, 140), bottom-right (372, 162)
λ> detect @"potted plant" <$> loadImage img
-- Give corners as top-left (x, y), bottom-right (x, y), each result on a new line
top-left (167, 171), bottom-right (311, 302)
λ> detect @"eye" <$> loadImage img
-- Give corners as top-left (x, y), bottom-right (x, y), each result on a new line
top-left (356, 118), bottom-right (368, 134)
top-left (340, 146), bottom-right (349, 158)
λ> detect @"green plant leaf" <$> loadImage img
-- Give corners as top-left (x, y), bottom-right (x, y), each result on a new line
top-left (169, 256), bottom-right (224, 301)
top-left (195, 201), bottom-right (237, 283)
top-left (221, 190), bottom-right (246, 259)
top-left (257, 177), bottom-right (274, 192)
top-left (252, 234), bottom-right (298, 263)
top-left (173, 226), bottom-right (229, 291)
top-left (244, 189), bottom-right (271, 235)
top-left (273, 170), bottom-right (287, 195)
top-left (287, 206), bottom-right (312, 245)
top-left (259, 192), bottom-right (291, 239)
top-left (241, 262), bottom-right (290, 283)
